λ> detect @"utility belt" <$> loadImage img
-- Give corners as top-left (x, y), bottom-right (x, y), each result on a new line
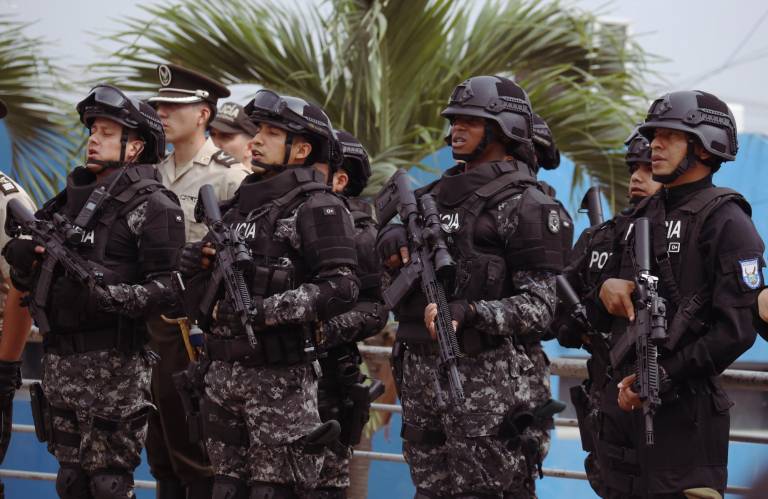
top-left (43, 321), bottom-right (146, 356)
top-left (204, 329), bottom-right (311, 367)
top-left (402, 328), bottom-right (504, 357)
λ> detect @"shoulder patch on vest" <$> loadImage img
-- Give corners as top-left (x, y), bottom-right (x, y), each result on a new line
top-left (212, 150), bottom-right (239, 167)
top-left (740, 258), bottom-right (761, 289)
top-left (0, 173), bottom-right (19, 195)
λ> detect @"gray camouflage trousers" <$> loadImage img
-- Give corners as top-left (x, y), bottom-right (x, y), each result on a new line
top-left (400, 338), bottom-right (535, 496)
top-left (203, 360), bottom-right (325, 488)
top-left (523, 342), bottom-right (553, 484)
top-left (42, 349), bottom-right (153, 472)
top-left (317, 447), bottom-right (351, 489)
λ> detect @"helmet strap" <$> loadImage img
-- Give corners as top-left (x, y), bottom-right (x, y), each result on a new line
top-left (652, 138), bottom-right (698, 184)
top-left (452, 122), bottom-right (494, 162)
top-left (250, 132), bottom-right (296, 175)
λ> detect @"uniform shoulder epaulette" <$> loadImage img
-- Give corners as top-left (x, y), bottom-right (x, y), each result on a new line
top-left (0, 172), bottom-right (19, 195)
top-left (212, 150), bottom-right (240, 167)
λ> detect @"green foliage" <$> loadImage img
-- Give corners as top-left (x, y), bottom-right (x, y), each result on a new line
top-left (0, 16), bottom-right (83, 205)
top-left (95, 0), bottom-right (651, 206)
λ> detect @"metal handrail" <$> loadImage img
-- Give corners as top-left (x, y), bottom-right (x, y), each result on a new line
top-left (13, 346), bottom-right (765, 496)
top-left (359, 345), bottom-right (768, 390)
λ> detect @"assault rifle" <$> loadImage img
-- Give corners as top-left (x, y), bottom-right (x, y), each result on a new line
top-left (6, 199), bottom-right (99, 334)
top-left (194, 184), bottom-right (257, 348)
top-left (375, 169), bottom-right (464, 403)
top-left (579, 186), bottom-right (604, 227)
top-left (609, 217), bottom-right (668, 446)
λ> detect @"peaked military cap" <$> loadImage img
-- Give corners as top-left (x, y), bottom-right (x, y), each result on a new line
top-left (0, 98), bottom-right (6, 119)
top-left (210, 101), bottom-right (258, 136)
top-left (148, 64), bottom-right (230, 111)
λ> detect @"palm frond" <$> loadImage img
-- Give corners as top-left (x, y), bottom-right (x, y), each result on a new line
top-left (0, 16), bottom-right (84, 205)
top-left (92, 0), bottom-right (651, 208)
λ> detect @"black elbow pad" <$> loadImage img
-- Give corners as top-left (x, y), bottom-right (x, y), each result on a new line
top-left (315, 275), bottom-right (360, 321)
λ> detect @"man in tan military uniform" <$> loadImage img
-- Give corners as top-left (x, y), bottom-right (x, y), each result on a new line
top-left (146, 65), bottom-right (250, 499)
top-left (0, 98), bottom-right (38, 471)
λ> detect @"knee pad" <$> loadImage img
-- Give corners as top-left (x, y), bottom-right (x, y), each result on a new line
top-left (89, 470), bottom-right (135, 499)
top-left (310, 488), bottom-right (347, 499)
top-left (56, 464), bottom-right (91, 499)
top-left (250, 482), bottom-right (298, 499)
top-left (212, 475), bottom-right (248, 499)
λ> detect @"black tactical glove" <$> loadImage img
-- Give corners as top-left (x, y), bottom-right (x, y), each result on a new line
top-left (214, 297), bottom-right (264, 331)
top-left (376, 224), bottom-right (408, 263)
top-left (449, 299), bottom-right (476, 329)
top-left (0, 360), bottom-right (22, 405)
top-left (2, 239), bottom-right (40, 272)
top-left (178, 242), bottom-right (207, 277)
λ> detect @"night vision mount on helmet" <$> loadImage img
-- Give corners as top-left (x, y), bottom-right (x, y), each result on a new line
top-left (76, 84), bottom-right (166, 167)
top-left (244, 89), bottom-right (342, 174)
top-left (441, 75), bottom-right (535, 164)
top-left (638, 90), bottom-right (738, 183)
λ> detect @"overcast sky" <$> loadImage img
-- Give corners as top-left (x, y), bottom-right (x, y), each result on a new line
top-left (3, 0), bottom-right (768, 133)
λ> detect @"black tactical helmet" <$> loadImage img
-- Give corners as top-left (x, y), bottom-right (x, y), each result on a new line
top-left (245, 89), bottom-right (342, 170)
top-left (0, 99), bottom-right (6, 119)
top-left (441, 75), bottom-right (535, 163)
top-left (77, 85), bottom-right (166, 165)
top-left (638, 90), bottom-right (737, 182)
top-left (532, 113), bottom-right (560, 170)
top-left (335, 129), bottom-right (371, 197)
top-left (624, 128), bottom-right (651, 171)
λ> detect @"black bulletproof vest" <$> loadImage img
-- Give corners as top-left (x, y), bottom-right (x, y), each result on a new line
top-left (537, 180), bottom-right (574, 257)
top-left (219, 167), bottom-right (330, 316)
top-left (39, 165), bottom-right (169, 333)
top-left (395, 160), bottom-right (539, 342)
top-left (610, 185), bottom-right (749, 359)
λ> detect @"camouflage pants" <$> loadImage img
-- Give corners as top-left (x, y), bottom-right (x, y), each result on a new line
top-left (523, 343), bottom-right (553, 484)
top-left (317, 447), bottom-right (351, 489)
top-left (203, 360), bottom-right (324, 488)
top-left (400, 338), bottom-right (534, 496)
top-left (41, 349), bottom-right (153, 472)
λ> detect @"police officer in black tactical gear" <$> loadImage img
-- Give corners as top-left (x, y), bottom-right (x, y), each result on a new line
top-left (591, 90), bottom-right (764, 498)
top-left (379, 75), bottom-right (562, 498)
top-left (2, 85), bottom-right (186, 499)
top-left (311, 130), bottom-right (388, 498)
top-left (554, 128), bottom-right (661, 497)
top-left (178, 89), bottom-right (359, 499)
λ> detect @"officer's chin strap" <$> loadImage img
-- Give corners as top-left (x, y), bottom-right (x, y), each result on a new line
top-left (452, 123), bottom-right (495, 163)
top-left (86, 129), bottom-right (130, 171)
top-left (652, 138), bottom-right (699, 184)
top-left (250, 132), bottom-right (295, 175)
